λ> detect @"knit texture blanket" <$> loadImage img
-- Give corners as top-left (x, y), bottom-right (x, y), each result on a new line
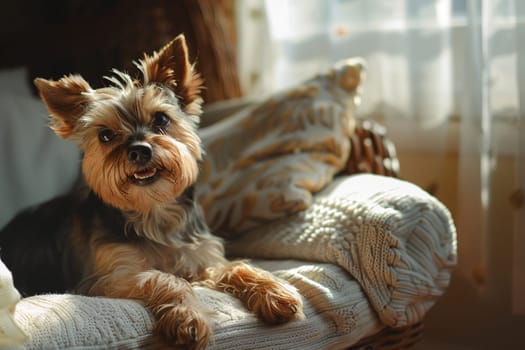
top-left (227, 174), bottom-right (457, 327)
top-left (5, 261), bottom-right (384, 350)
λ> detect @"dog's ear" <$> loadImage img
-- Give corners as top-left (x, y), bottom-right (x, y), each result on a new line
top-left (34, 75), bottom-right (93, 138)
top-left (139, 34), bottom-right (203, 115)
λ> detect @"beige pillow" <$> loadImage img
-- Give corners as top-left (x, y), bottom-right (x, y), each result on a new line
top-left (197, 58), bottom-right (365, 236)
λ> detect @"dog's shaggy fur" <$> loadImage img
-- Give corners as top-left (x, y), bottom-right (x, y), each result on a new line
top-left (0, 35), bottom-right (303, 349)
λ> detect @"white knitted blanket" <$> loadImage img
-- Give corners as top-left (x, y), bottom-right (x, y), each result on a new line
top-left (4, 262), bottom-right (384, 350)
top-left (0, 174), bottom-right (457, 349)
top-left (227, 174), bottom-right (457, 327)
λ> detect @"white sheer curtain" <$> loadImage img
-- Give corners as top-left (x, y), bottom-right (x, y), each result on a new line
top-left (236, 0), bottom-right (525, 314)
top-left (514, 0), bottom-right (525, 315)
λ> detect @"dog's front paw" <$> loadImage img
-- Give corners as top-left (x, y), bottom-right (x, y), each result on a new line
top-left (154, 305), bottom-right (211, 350)
top-left (247, 279), bottom-right (305, 324)
top-left (213, 262), bottom-right (305, 324)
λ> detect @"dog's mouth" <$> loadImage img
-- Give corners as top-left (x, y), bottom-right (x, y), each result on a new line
top-left (130, 167), bottom-right (160, 185)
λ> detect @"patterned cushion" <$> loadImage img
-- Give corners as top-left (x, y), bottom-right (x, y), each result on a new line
top-left (197, 58), bottom-right (365, 235)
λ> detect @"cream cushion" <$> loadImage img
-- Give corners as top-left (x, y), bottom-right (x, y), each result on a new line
top-left (2, 175), bottom-right (456, 349)
top-left (0, 260), bottom-right (26, 346)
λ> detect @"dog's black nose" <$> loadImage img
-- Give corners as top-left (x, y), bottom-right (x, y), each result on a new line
top-left (128, 142), bottom-right (152, 165)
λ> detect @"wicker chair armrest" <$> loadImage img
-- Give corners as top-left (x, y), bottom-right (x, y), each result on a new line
top-left (340, 119), bottom-right (400, 178)
top-left (349, 322), bottom-right (424, 350)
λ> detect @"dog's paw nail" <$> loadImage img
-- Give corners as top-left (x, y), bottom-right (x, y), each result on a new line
top-left (289, 303), bottom-right (298, 314)
top-left (190, 326), bottom-right (198, 342)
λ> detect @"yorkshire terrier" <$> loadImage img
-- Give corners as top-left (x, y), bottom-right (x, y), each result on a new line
top-left (0, 35), bottom-right (303, 349)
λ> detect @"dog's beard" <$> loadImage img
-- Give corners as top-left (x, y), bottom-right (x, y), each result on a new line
top-left (82, 137), bottom-right (200, 213)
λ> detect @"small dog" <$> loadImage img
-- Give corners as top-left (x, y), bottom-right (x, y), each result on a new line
top-left (0, 35), bottom-right (303, 349)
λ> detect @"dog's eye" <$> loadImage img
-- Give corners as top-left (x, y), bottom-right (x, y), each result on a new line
top-left (98, 128), bottom-right (116, 143)
top-left (152, 112), bottom-right (170, 131)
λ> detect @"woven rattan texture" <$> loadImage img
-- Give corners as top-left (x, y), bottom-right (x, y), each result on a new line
top-left (342, 119), bottom-right (400, 178)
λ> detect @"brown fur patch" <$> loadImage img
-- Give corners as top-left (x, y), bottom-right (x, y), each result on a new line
top-left (34, 75), bottom-right (93, 138)
top-left (85, 244), bottom-right (211, 349)
top-left (205, 261), bottom-right (304, 324)
top-left (137, 34), bottom-right (204, 115)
